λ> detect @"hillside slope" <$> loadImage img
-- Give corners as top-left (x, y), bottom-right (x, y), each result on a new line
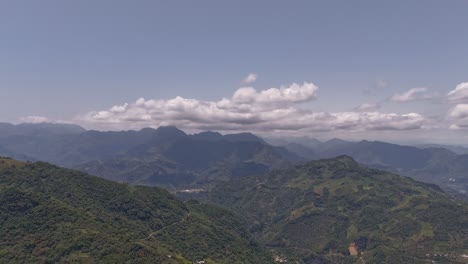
top-left (283, 139), bottom-right (468, 197)
top-left (187, 156), bottom-right (468, 263)
top-left (0, 157), bottom-right (271, 263)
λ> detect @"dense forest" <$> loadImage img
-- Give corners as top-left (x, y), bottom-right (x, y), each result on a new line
top-left (0, 157), bottom-right (272, 263)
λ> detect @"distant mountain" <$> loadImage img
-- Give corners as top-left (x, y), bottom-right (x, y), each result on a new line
top-left (418, 143), bottom-right (468, 155)
top-left (185, 156), bottom-right (468, 263)
top-left (0, 145), bottom-right (33, 161)
top-left (0, 157), bottom-right (272, 263)
top-left (77, 128), bottom-right (298, 187)
top-left (282, 139), bottom-right (468, 197)
top-left (283, 142), bottom-right (317, 160)
top-left (0, 125), bottom-right (298, 188)
top-left (265, 136), bottom-right (322, 149)
top-left (4, 123), bottom-right (468, 197)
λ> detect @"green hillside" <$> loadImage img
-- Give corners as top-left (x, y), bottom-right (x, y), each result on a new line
top-left (190, 156), bottom-right (468, 263)
top-left (0, 157), bottom-right (271, 263)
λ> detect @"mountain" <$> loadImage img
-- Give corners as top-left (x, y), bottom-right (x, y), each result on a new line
top-left (0, 145), bottom-right (33, 161)
top-left (183, 156), bottom-right (468, 263)
top-left (282, 139), bottom-right (468, 197)
top-left (77, 128), bottom-right (297, 187)
top-left (265, 136), bottom-right (322, 149)
top-left (5, 123), bottom-right (468, 197)
top-left (0, 125), bottom-right (298, 188)
top-left (0, 157), bottom-right (272, 263)
top-left (418, 144), bottom-right (468, 155)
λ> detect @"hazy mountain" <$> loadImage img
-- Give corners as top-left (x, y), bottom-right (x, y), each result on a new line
top-left (0, 145), bottom-right (33, 161)
top-left (418, 144), bottom-right (468, 155)
top-left (3, 122), bottom-right (468, 197)
top-left (0, 157), bottom-right (272, 263)
top-left (265, 136), bottom-right (322, 149)
top-left (77, 128), bottom-right (298, 187)
top-left (184, 156), bottom-right (468, 263)
top-left (0, 124), bottom-right (298, 188)
top-left (283, 142), bottom-right (318, 160)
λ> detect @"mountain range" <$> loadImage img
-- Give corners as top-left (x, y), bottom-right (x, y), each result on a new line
top-left (3, 123), bottom-right (468, 263)
top-left (0, 123), bottom-right (297, 189)
top-left (2, 122), bottom-right (468, 198)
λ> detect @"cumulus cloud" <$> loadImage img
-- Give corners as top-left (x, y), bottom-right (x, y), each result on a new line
top-left (448, 104), bottom-right (468, 129)
top-left (81, 82), bottom-right (427, 133)
top-left (449, 104), bottom-right (468, 119)
top-left (390, 87), bottom-right (429, 102)
top-left (20, 116), bottom-right (50, 124)
top-left (354, 103), bottom-right (380, 112)
top-left (242, 73), bottom-right (258, 84)
top-left (448, 82), bottom-right (468, 102)
top-left (231, 82), bottom-right (318, 106)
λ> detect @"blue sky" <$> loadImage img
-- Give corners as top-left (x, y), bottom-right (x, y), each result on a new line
top-left (1, 1), bottom-right (468, 144)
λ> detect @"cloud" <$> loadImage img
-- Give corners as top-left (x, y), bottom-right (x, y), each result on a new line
top-left (20, 116), bottom-right (50, 124)
top-left (448, 104), bottom-right (468, 119)
top-left (242, 73), bottom-right (257, 84)
top-left (231, 82), bottom-right (318, 105)
top-left (448, 82), bottom-right (468, 102)
top-left (354, 103), bottom-right (380, 112)
top-left (448, 104), bottom-right (468, 129)
top-left (390, 87), bottom-right (429, 102)
top-left (81, 82), bottom-right (427, 133)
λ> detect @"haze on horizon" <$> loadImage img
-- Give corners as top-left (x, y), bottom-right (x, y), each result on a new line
top-left (1, 0), bottom-right (468, 145)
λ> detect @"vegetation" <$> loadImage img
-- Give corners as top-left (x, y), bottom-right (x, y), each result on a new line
top-left (284, 139), bottom-right (468, 198)
top-left (0, 158), bottom-right (272, 263)
top-left (184, 156), bottom-right (468, 263)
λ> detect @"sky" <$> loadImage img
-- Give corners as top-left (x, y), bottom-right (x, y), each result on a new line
top-left (1, 0), bottom-right (468, 144)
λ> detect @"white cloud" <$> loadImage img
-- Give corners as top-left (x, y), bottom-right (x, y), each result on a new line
top-left (448, 104), bottom-right (468, 129)
top-left (390, 87), bottom-right (428, 102)
top-left (448, 82), bottom-right (468, 102)
top-left (355, 103), bottom-right (380, 112)
top-left (232, 82), bottom-right (318, 105)
top-left (448, 104), bottom-right (468, 119)
top-left (80, 82), bottom-right (427, 133)
top-left (242, 73), bottom-right (257, 84)
top-left (20, 116), bottom-right (50, 124)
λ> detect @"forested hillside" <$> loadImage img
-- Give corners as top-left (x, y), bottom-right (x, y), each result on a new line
top-left (0, 157), bottom-right (272, 263)
top-left (184, 156), bottom-right (468, 263)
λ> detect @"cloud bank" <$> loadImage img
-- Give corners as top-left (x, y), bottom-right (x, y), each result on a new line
top-left (20, 116), bottom-right (51, 124)
top-left (82, 82), bottom-right (427, 133)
